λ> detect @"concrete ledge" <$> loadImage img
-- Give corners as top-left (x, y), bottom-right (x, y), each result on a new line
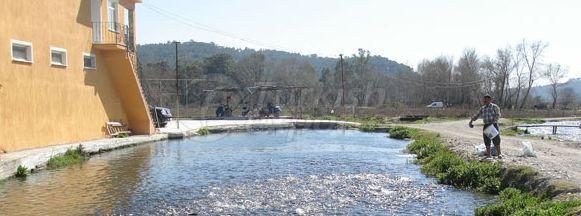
top-left (161, 120), bottom-right (359, 139)
top-left (0, 134), bottom-right (167, 180)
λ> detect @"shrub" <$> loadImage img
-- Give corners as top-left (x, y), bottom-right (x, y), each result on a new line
top-left (406, 129), bottom-right (580, 214)
top-left (196, 128), bottom-right (211, 136)
top-left (504, 127), bottom-right (531, 136)
top-left (407, 137), bottom-right (446, 160)
top-left (476, 188), bottom-right (581, 216)
top-left (15, 165), bottom-right (28, 178)
top-left (388, 126), bottom-right (418, 139)
top-left (420, 150), bottom-right (464, 177)
top-left (47, 146), bottom-right (87, 169)
top-left (407, 130), bottom-right (501, 194)
top-left (358, 122), bottom-right (378, 132)
top-left (116, 133), bottom-right (129, 138)
top-left (441, 161), bottom-right (501, 193)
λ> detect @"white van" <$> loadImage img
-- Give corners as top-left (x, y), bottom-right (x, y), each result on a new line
top-left (426, 101), bottom-right (444, 108)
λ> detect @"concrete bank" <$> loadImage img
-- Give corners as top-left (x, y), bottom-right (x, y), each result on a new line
top-left (0, 119), bottom-right (358, 180)
top-left (0, 134), bottom-right (168, 180)
top-left (158, 119), bottom-right (359, 139)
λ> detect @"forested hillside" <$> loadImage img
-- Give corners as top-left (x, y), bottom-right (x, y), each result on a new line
top-left (137, 41), bottom-right (413, 76)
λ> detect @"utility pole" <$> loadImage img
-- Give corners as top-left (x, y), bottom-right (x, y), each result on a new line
top-left (447, 65), bottom-right (451, 107)
top-left (174, 41), bottom-right (180, 129)
top-left (340, 54), bottom-right (346, 116)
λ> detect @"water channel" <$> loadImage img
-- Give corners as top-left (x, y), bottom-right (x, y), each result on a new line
top-left (0, 129), bottom-right (492, 215)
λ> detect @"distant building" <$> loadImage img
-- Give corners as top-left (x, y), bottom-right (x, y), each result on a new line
top-left (0, 0), bottom-right (154, 152)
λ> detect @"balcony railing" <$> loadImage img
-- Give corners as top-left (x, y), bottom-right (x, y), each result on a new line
top-left (92, 22), bottom-right (135, 52)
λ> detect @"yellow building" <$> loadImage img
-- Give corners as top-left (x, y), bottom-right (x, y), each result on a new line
top-left (0, 0), bottom-right (154, 152)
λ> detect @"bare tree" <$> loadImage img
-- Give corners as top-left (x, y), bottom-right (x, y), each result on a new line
top-left (494, 48), bottom-right (514, 107)
top-left (454, 49), bottom-right (480, 106)
top-left (543, 64), bottom-right (567, 109)
top-left (517, 39), bottom-right (548, 110)
top-left (418, 56), bottom-right (454, 104)
top-left (511, 51), bottom-right (527, 109)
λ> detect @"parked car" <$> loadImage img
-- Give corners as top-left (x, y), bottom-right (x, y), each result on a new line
top-left (149, 106), bottom-right (172, 128)
top-left (426, 101), bottom-right (444, 108)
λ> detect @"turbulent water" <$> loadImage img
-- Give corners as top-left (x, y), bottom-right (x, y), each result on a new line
top-left (522, 120), bottom-right (581, 141)
top-left (0, 130), bottom-right (491, 215)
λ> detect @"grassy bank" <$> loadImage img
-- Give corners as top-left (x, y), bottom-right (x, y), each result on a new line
top-left (46, 146), bottom-right (87, 169)
top-left (503, 127), bottom-right (530, 137)
top-left (391, 126), bottom-right (581, 215)
top-left (476, 188), bottom-right (581, 215)
top-left (196, 127), bottom-right (211, 136)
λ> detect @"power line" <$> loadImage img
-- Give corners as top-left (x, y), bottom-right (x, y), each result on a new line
top-left (141, 2), bottom-right (291, 51)
top-left (385, 74), bottom-right (495, 89)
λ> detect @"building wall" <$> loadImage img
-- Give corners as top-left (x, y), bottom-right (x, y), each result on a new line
top-left (0, 0), bottom-right (152, 152)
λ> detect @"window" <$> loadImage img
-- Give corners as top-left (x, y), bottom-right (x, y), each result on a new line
top-left (107, 0), bottom-right (119, 31)
top-left (50, 47), bottom-right (67, 66)
top-left (83, 53), bottom-right (96, 69)
top-left (11, 39), bottom-right (33, 63)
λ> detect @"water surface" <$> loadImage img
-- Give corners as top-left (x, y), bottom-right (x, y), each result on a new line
top-left (521, 120), bottom-right (581, 141)
top-left (0, 130), bottom-right (491, 215)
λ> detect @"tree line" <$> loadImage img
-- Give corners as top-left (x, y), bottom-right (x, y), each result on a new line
top-left (138, 39), bottom-right (577, 116)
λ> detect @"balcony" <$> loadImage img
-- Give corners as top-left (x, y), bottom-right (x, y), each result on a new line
top-left (92, 22), bottom-right (135, 53)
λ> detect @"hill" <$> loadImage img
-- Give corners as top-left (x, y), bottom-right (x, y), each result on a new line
top-left (531, 78), bottom-right (581, 101)
top-left (136, 41), bottom-right (413, 75)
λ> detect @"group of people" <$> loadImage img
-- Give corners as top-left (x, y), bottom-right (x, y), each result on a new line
top-left (216, 102), bottom-right (282, 118)
top-left (215, 104), bottom-right (232, 117)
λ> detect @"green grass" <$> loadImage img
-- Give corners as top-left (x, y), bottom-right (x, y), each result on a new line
top-left (388, 126), bottom-right (418, 140)
top-left (476, 188), bottom-right (581, 216)
top-left (504, 127), bottom-right (530, 136)
top-left (46, 146), bottom-right (87, 169)
top-left (311, 115), bottom-right (387, 132)
top-left (196, 128), bottom-right (211, 136)
top-left (358, 121), bottom-right (379, 132)
top-left (405, 128), bottom-right (501, 193)
top-left (401, 126), bottom-right (581, 214)
top-left (116, 133), bottom-right (129, 138)
top-left (15, 165), bottom-right (28, 178)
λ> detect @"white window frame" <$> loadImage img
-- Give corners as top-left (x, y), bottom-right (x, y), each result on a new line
top-left (107, 0), bottom-right (119, 32)
top-left (11, 39), bottom-right (33, 63)
top-left (50, 47), bottom-right (68, 67)
top-left (83, 53), bottom-right (97, 70)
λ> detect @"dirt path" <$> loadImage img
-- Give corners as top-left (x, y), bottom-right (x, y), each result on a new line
top-left (404, 119), bottom-right (581, 186)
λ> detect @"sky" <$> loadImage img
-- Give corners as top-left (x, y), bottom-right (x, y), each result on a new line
top-left (136, 0), bottom-right (581, 80)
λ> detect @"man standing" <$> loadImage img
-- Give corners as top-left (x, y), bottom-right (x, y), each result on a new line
top-left (469, 95), bottom-right (502, 159)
